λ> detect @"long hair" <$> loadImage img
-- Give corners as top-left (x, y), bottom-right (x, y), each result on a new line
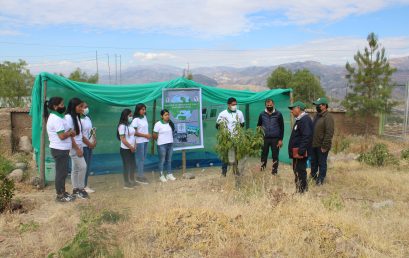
top-left (160, 109), bottom-right (175, 132)
top-left (66, 98), bottom-right (83, 135)
top-left (117, 108), bottom-right (132, 140)
top-left (133, 103), bottom-right (147, 119)
top-left (44, 96), bottom-right (63, 118)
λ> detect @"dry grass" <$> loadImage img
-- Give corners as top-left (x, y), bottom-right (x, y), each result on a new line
top-left (1, 141), bottom-right (409, 257)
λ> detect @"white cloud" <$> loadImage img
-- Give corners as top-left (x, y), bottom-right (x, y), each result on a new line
top-left (1, 0), bottom-right (409, 37)
top-left (0, 29), bottom-right (22, 36)
top-left (133, 52), bottom-right (177, 61)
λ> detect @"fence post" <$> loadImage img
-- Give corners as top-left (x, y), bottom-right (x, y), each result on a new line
top-left (39, 79), bottom-right (47, 189)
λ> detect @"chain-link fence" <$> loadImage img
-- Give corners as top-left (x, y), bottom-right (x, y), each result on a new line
top-left (381, 83), bottom-right (409, 140)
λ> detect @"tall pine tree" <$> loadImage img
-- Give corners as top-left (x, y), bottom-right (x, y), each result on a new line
top-left (342, 32), bottom-right (397, 135)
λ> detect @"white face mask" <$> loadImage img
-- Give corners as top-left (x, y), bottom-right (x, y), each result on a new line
top-left (230, 105), bottom-right (237, 112)
top-left (83, 108), bottom-right (89, 116)
top-left (128, 116), bottom-right (133, 123)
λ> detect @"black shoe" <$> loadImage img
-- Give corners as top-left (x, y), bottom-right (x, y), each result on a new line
top-left (123, 182), bottom-right (134, 189)
top-left (135, 176), bottom-right (149, 185)
top-left (76, 189), bottom-right (90, 199)
top-left (260, 162), bottom-right (266, 171)
top-left (221, 172), bottom-right (227, 177)
top-left (272, 170), bottom-right (278, 175)
top-left (56, 192), bottom-right (75, 202)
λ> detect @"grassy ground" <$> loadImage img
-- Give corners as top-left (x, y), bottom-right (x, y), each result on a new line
top-left (1, 155), bottom-right (409, 257)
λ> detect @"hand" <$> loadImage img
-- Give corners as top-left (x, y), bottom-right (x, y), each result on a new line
top-left (76, 148), bottom-right (84, 157)
top-left (68, 130), bottom-right (76, 137)
top-left (277, 140), bottom-right (283, 148)
top-left (145, 133), bottom-right (152, 139)
top-left (321, 148), bottom-right (327, 153)
top-left (130, 146), bottom-right (136, 153)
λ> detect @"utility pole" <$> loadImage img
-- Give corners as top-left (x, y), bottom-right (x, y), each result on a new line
top-left (119, 55), bottom-right (122, 84)
top-left (115, 54), bottom-right (118, 85)
top-left (107, 54), bottom-right (111, 84)
top-left (95, 50), bottom-right (99, 75)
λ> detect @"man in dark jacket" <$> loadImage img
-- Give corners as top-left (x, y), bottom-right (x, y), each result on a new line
top-left (288, 101), bottom-right (313, 193)
top-left (311, 97), bottom-right (334, 185)
top-left (257, 99), bottom-right (284, 174)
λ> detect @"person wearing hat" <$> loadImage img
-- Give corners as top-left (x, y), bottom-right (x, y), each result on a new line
top-left (311, 97), bottom-right (334, 185)
top-left (288, 101), bottom-right (313, 193)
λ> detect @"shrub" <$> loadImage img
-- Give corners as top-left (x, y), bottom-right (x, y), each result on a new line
top-left (401, 148), bottom-right (409, 160)
top-left (358, 143), bottom-right (397, 166)
top-left (0, 173), bottom-right (15, 212)
top-left (0, 155), bottom-right (14, 177)
top-left (332, 136), bottom-right (351, 154)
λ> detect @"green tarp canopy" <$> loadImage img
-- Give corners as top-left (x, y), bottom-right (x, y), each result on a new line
top-left (30, 72), bottom-right (293, 173)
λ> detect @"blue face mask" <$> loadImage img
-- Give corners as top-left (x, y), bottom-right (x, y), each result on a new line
top-left (128, 117), bottom-right (133, 123)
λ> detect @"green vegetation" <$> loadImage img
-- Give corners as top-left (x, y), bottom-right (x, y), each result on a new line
top-left (358, 143), bottom-right (397, 167)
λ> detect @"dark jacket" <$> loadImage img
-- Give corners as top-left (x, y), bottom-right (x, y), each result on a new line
top-left (288, 113), bottom-right (313, 158)
top-left (312, 111), bottom-right (334, 150)
top-left (257, 109), bottom-right (284, 139)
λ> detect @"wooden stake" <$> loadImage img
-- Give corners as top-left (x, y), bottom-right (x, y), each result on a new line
top-left (182, 149), bottom-right (186, 174)
top-left (151, 99), bottom-right (157, 155)
top-left (39, 79), bottom-right (47, 189)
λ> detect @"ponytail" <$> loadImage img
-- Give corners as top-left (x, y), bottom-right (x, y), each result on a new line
top-left (169, 120), bottom-right (175, 132)
top-left (44, 97), bottom-right (64, 119)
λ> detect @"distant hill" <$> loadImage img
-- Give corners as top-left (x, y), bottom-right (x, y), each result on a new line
top-left (98, 57), bottom-right (409, 99)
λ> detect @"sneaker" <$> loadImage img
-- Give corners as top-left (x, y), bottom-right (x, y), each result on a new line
top-left (135, 176), bottom-right (149, 185)
top-left (77, 189), bottom-right (90, 199)
top-left (130, 181), bottom-right (139, 187)
top-left (56, 193), bottom-right (75, 202)
top-left (166, 174), bottom-right (176, 181)
top-left (123, 182), bottom-right (134, 189)
top-left (159, 175), bottom-right (167, 182)
top-left (64, 192), bottom-right (76, 200)
top-left (84, 187), bottom-right (95, 193)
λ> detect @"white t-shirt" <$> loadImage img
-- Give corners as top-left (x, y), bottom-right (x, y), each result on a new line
top-left (47, 112), bottom-right (72, 150)
top-left (217, 109), bottom-right (245, 134)
top-left (64, 114), bottom-right (83, 148)
top-left (153, 121), bottom-right (174, 146)
top-left (131, 116), bottom-right (149, 144)
top-left (118, 124), bottom-right (136, 149)
top-left (81, 115), bottom-right (93, 139)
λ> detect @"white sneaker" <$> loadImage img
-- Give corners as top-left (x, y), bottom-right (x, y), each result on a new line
top-left (159, 175), bottom-right (167, 182)
top-left (84, 187), bottom-right (95, 193)
top-left (166, 174), bottom-right (176, 181)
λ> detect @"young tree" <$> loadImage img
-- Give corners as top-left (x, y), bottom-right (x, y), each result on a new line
top-left (68, 68), bottom-right (98, 83)
top-left (0, 60), bottom-right (34, 107)
top-left (267, 66), bottom-right (292, 89)
top-left (342, 32), bottom-right (397, 135)
top-left (290, 69), bottom-right (325, 104)
top-left (186, 72), bottom-right (193, 80)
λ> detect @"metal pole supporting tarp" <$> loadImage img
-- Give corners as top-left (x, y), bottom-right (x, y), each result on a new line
top-left (39, 79), bottom-right (47, 188)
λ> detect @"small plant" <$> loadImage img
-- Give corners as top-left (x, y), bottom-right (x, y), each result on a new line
top-left (0, 173), bottom-right (15, 212)
top-left (332, 136), bottom-right (351, 154)
top-left (358, 143), bottom-right (397, 166)
top-left (19, 220), bottom-right (40, 233)
top-left (322, 192), bottom-right (344, 211)
top-left (401, 148), bottom-right (409, 160)
top-left (99, 210), bottom-right (125, 224)
top-left (0, 155), bottom-right (14, 177)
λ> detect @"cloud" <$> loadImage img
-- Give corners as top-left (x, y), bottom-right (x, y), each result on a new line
top-left (0, 29), bottom-right (22, 36)
top-left (1, 0), bottom-right (409, 37)
top-left (133, 52), bottom-right (177, 61)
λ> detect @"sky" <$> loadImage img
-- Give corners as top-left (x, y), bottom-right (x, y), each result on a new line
top-left (1, 0), bottom-right (409, 75)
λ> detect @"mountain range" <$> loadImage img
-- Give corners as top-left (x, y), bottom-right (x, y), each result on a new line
top-left (99, 56), bottom-right (409, 99)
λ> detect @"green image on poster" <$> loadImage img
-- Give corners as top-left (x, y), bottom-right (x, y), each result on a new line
top-left (162, 88), bottom-right (204, 151)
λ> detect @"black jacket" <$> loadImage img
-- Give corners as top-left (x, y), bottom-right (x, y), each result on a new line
top-left (257, 109), bottom-right (284, 139)
top-left (288, 113), bottom-right (313, 158)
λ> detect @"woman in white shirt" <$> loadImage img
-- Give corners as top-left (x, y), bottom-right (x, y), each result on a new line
top-left (153, 109), bottom-right (176, 182)
top-left (65, 98), bottom-right (89, 199)
top-left (117, 108), bottom-right (137, 189)
top-left (131, 103), bottom-right (151, 184)
top-left (45, 97), bottom-right (76, 202)
top-left (81, 102), bottom-right (97, 193)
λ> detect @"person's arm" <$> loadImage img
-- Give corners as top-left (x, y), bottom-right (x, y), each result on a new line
top-left (239, 112), bottom-right (245, 127)
top-left (298, 118), bottom-right (312, 157)
top-left (152, 123), bottom-right (159, 140)
top-left (120, 135), bottom-right (135, 151)
top-left (135, 131), bottom-right (151, 139)
top-left (71, 136), bottom-right (84, 157)
top-left (57, 129), bottom-right (75, 140)
top-left (321, 115), bottom-right (335, 152)
top-left (82, 136), bottom-right (95, 148)
top-left (257, 114), bottom-right (262, 127)
top-left (216, 112), bottom-right (223, 129)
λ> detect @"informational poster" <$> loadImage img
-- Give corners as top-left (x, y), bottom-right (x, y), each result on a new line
top-left (162, 88), bottom-right (204, 151)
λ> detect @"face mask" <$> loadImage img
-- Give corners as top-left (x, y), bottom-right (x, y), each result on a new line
top-left (230, 105), bottom-right (237, 112)
top-left (266, 107), bottom-right (274, 112)
top-left (56, 106), bottom-right (66, 114)
top-left (128, 117), bottom-right (133, 123)
top-left (83, 108), bottom-right (89, 116)
top-left (316, 105), bottom-right (322, 113)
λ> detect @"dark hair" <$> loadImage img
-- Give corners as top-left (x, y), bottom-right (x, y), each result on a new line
top-left (227, 97), bottom-right (237, 104)
top-left (66, 97), bottom-right (83, 135)
top-left (133, 103), bottom-right (147, 118)
top-left (265, 98), bottom-right (274, 105)
top-left (44, 96), bottom-right (63, 118)
top-left (160, 109), bottom-right (175, 132)
top-left (117, 108), bottom-right (132, 140)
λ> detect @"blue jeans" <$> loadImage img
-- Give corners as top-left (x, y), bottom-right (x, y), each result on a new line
top-left (157, 143), bottom-right (173, 175)
top-left (310, 147), bottom-right (329, 183)
top-left (136, 142), bottom-right (148, 177)
top-left (83, 147), bottom-right (93, 187)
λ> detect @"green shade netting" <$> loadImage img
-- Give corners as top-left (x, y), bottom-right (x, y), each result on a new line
top-left (30, 72), bottom-right (293, 172)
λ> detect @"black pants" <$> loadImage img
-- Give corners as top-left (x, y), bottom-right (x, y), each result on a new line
top-left (51, 148), bottom-right (70, 195)
top-left (310, 147), bottom-right (329, 184)
top-left (120, 148), bottom-right (136, 184)
top-left (261, 137), bottom-right (280, 174)
top-left (293, 157), bottom-right (308, 193)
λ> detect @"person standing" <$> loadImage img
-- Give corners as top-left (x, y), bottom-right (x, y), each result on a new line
top-left (81, 102), bottom-right (97, 193)
top-left (288, 101), bottom-right (313, 193)
top-left (45, 97), bottom-right (76, 202)
top-left (117, 109), bottom-right (137, 189)
top-left (132, 103), bottom-right (151, 184)
top-left (65, 98), bottom-right (89, 199)
top-left (257, 99), bottom-right (284, 175)
top-left (216, 97), bottom-right (245, 177)
top-left (311, 97), bottom-right (335, 185)
top-left (153, 109), bottom-right (176, 182)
